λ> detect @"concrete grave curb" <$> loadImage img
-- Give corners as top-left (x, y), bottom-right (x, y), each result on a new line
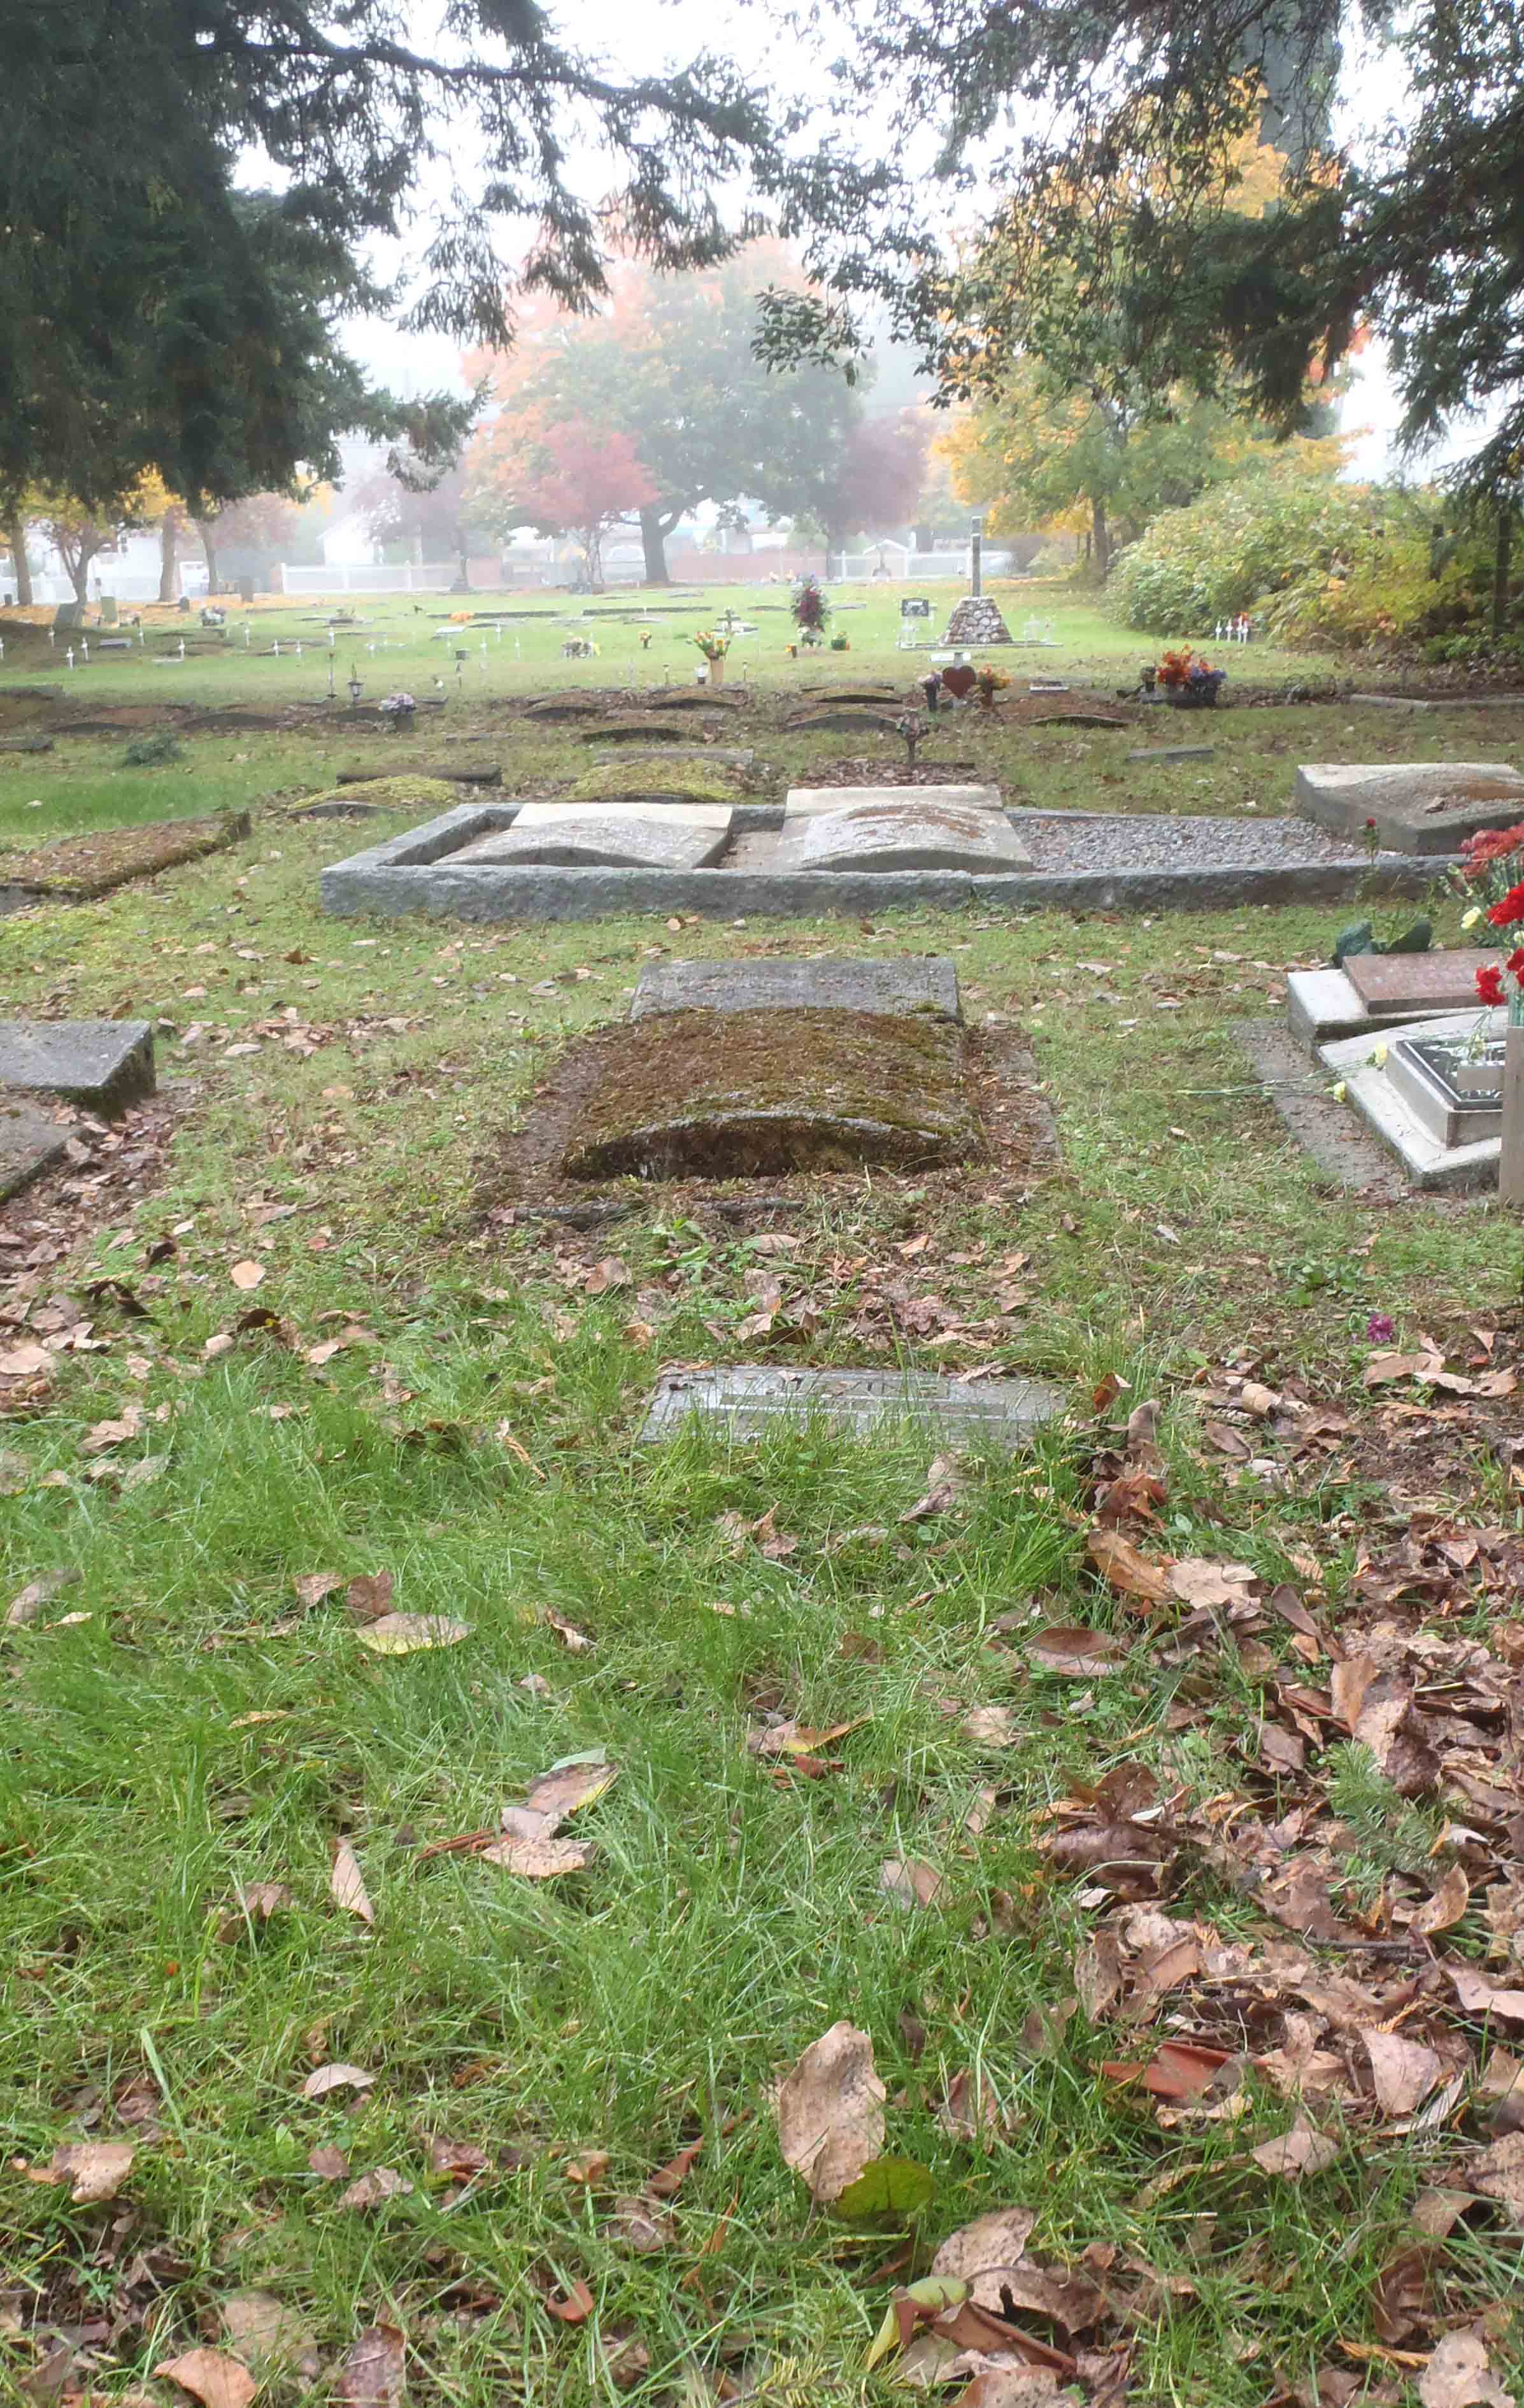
top-left (322, 801), bottom-right (1446, 924)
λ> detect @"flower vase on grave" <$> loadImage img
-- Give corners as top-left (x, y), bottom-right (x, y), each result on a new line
top-left (1502, 1013), bottom-right (1524, 1207)
top-left (709, 655), bottom-right (724, 688)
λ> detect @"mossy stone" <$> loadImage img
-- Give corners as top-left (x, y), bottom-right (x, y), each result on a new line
top-left (561, 1008), bottom-right (976, 1180)
top-left (298, 776), bottom-right (462, 816)
top-left (569, 761), bottom-right (744, 808)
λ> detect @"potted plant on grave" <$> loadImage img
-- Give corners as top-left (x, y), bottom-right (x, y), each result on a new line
top-left (975, 664), bottom-right (1011, 710)
top-left (378, 691), bottom-right (417, 732)
top-left (791, 576), bottom-right (829, 648)
top-left (692, 629), bottom-right (730, 687)
top-left (1157, 646), bottom-right (1227, 708)
top-left (830, 632), bottom-right (850, 651)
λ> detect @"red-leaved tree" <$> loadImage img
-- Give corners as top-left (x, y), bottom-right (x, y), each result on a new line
top-left (470, 417), bottom-right (657, 589)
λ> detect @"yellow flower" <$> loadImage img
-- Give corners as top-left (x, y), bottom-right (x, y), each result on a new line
top-left (1372, 1043), bottom-right (1388, 1067)
top-left (1332, 1081), bottom-right (1347, 1102)
top-left (1462, 906), bottom-right (1483, 929)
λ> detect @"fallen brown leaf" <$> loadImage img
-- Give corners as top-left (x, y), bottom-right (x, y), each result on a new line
top-left (49, 2139), bottom-right (134, 2202)
top-left (229, 1260), bottom-right (266, 1292)
top-left (6, 1569), bottom-right (79, 1628)
top-left (294, 1571), bottom-right (345, 1609)
top-left (776, 2020), bottom-right (887, 2203)
top-left (220, 2292), bottom-right (320, 2381)
top-left (344, 1570), bottom-right (395, 1621)
top-left (302, 2062), bottom-right (374, 2100)
top-left (338, 2166), bottom-right (414, 2209)
top-left (331, 1840), bottom-right (374, 1923)
top-left (1086, 1528), bottom-right (1171, 1609)
top-left (930, 2206), bottom-right (1037, 2310)
top-left (1451, 1965), bottom-right (1524, 2024)
top-left (1365, 2030), bottom-right (1444, 2119)
top-left (154, 2349), bottom-right (257, 2408)
top-left (543, 2279), bottom-right (596, 2325)
top-left (480, 1835), bottom-right (595, 1878)
top-left (1418, 2331), bottom-right (1517, 2408)
top-left (337, 2322), bottom-right (406, 2408)
top-left (608, 2195), bottom-right (676, 2253)
top-left (881, 1857), bottom-right (946, 1910)
top-left (1250, 2118), bottom-right (1340, 2179)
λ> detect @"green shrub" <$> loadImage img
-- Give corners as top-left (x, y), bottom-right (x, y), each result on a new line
top-left (1106, 467), bottom-right (1481, 645)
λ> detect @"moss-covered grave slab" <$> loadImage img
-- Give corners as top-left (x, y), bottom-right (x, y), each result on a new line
top-left (571, 760), bottom-right (748, 807)
top-left (560, 1006), bottom-right (976, 1179)
top-left (0, 811), bottom-right (249, 904)
top-left (1295, 762), bottom-right (1524, 853)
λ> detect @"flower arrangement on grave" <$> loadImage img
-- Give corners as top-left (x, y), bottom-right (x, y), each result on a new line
top-left (378, 691), bottom-right (417, 729)
top-left (1452, 825), bottom-right (1524, 935)
top-left (1157, 647), bottom-right (1227, 708)
top-left (449, 609), bottom-right (472, 625)
top-left (791, 576), bottom-right (829, 646)
top-left (692, 630), bottom-right (730, 662)
top-left (830, 633), bottom-right (850, 651)
top-left (920, 671), bottom-right (942, 713)
top-left (639, 630), bottom-right (653, 650)
top-left (975, 665), bottom-right (1011, 709)
top-left (1474, 936), bottom-right (1524, 1022)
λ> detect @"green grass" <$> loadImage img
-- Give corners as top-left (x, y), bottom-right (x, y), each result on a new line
top-left (1, 588), bottom-right (1522, 2404)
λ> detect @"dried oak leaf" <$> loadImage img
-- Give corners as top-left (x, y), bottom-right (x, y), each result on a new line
top-left (1418, 2332), bottom-right (1518, 2408)
top-left (776, 2020), bottom-right (887, 2204)
top-left (337, 2322), bottom-right (406, 2408)
top-left (1086, 1529), bottom-right (1171, 1609)
top-left (49, 2139), bottom-right (134, 2202)
top-left (154, 2349), bottom-right (257, 2408)
top-left (1250, 2118), bottom-right (1339, 2179)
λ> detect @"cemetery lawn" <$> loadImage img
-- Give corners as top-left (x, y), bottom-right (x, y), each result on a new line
top-left (3, 592), bottom-right (1524, 2405)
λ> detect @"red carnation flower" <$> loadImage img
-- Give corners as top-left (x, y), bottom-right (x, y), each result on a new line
top-left (1486, 882), bottom-right (1524, 929)
top-left (1477, 964), bottom-right (1506, 1006)
top-left (1508, 948), bottom-right (1524, 979)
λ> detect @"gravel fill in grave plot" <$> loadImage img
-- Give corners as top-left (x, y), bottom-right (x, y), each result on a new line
top-left (0, 811), bottom-right (250, 901)
top-left (560, 1007), bottom-right (977, 1180)
top-left (1016, 812), bottom-right (1383, 874)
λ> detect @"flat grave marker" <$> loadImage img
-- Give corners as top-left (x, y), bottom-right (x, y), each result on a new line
top-left (641, 1365), bottom-right (1063, 1446)
top-left (630, 955), bottom-right (962, 1024)
top-left (1341, 952), bottom-right (1488, 1011)
top-left (0, 1101), bottom-right (73, 1202)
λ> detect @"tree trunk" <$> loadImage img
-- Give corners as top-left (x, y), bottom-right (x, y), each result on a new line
top-left (4, 508), bottom-right (33, 605)
top-left (196, 516), bottom-right (220, 595)
top-left (1092, 495), bottom-right (1111, 580)
top-left (158, 509), bottom-right (182, 603)
top-left (1493, 502), bottom-right (1514, 641)
top-left (639, 508), bottom-right (676, 585)
top-left (65, 543), bottom-right (94, 604)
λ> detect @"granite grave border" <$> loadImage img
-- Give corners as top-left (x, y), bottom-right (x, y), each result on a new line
top-left (322, 799), bottom-right (1448, 923)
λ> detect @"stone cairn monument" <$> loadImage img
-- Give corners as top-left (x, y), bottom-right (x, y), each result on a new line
top-left (941, 516), bottom-right (1013, 646)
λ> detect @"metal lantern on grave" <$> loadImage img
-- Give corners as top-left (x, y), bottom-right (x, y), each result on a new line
top-left (348, 666), bottom-right (364, 705)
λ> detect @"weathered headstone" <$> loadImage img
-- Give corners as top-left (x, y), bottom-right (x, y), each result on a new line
top-left (631, 955), bottom-right (962, 1024)
top-left (0, 1020), bottom-right (155, 1114)
top-left (641, 1364), bottom-right (1064, 1446)
top-left (1295, 761), bottom-right (1524, 853)
top-left (452, 803), bottom-right (733, 872)
top-left (771, 796), bottom-right (1032, 873)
